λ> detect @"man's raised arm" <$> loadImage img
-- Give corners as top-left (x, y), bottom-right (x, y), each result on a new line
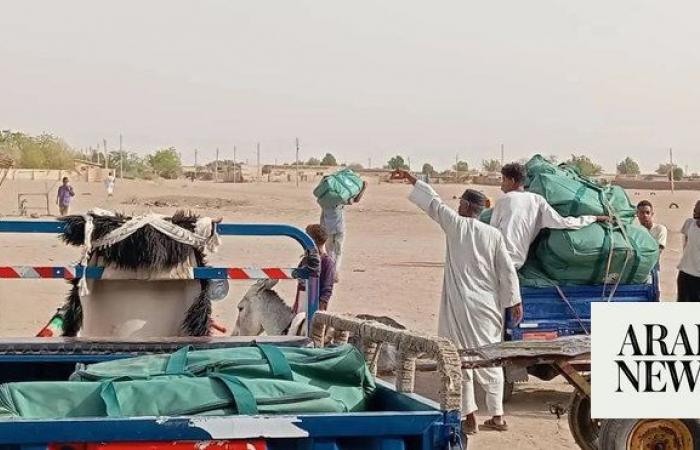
top-left (393, 170), bottom-right (460, 233)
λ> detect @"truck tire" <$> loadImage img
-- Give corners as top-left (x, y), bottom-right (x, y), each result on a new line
top-left (568, 390), bottom-right (600, 450)
top-left (599, 419), bottom-right (700, 450)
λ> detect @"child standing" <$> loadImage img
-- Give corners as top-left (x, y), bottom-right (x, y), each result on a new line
top-left (294, 224), bottom-right (336, 312)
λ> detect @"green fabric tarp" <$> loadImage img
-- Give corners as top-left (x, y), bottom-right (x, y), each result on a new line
top-left (313, 168), bottom-right (363, 208)
top-left (0, 344), bottom-right (375, 419)
top-left (525, 155), bottom-right (636, 223)
top-left (478, 156), bottom-right (659, 286)
top-left (533, 223), bottom-right (659, 285)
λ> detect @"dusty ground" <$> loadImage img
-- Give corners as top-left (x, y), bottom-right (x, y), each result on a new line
top-left (0, 177), bottom-right (697, 449)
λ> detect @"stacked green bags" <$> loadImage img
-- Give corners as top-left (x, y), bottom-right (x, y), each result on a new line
top-left (479, 155), bottom-right (659, 286)
top-left (525, 155), bottom-right (636, 223)
top-left (0, 344), bottom-right (375, 419)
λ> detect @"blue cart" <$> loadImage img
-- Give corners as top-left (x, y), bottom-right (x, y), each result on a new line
top-left (0, 220), bottom-right (463, 450)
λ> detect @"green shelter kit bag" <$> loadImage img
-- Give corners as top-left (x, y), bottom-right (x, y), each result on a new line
top-left (479, 155), bottom-right (659, 287)
top-left (313, 169), bottom-right (363, 209)
top-left (0, 344), bottom-right (375, 419)
top-left (525, 155), bottom-right (636, 223)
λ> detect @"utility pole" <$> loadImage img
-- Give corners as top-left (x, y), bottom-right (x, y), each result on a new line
top-left (500, 143), bottom-right (504, 167)
top-left (215, 148), bottom-right (219, 182)
top-left (256, 142), bottom-right (261, 182)
top-left (669, 147), bottom-right (675, 194)
top-left (233, 145), bottom-right (237, 184)
top-left (103, 139), bottom-right (108, 170)
top-left (295, 137), bottom-right (300, 188)
top-left (194, 149), bottom-right (198, 181)
top-left (119, 134), bottom-right (123, 179)
top-left (455, 153), bottom-right (459, 170)
top-left (368, 157), bottom-right (372, 169)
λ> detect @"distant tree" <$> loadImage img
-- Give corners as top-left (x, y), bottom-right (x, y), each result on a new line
top-left (108, 151), bottom-right (148, 178)
top-left (386, 155), bottom-right (409, 170)
top-left (422, 163), bottom-right (436, 175)
top-left (453, 160), bottom-right (469, 172)
top-left (320, 153), bottom-right (338, 166)
top-left (616, 157), bottom-right (641, 175)
top-left (481, 159), bottom-right (502, 173)
top-left (348, 163), bottom-right (364, 171)
top-left (656, 163), bottom-right (684, 181)
top-left (544, 154), bottom-right (559, 164)
top-left (0, 130), bottom-right (78, 169)
top-left (655, 164), bottom-right (670, 175)
top-left (565, 154), bottom-right (602, 177)
top-left (671, 167), bottom-right (684, 181)
top-left (306, 157), bottom-right (321, 166)
top-left (148, 147), bottom-right (182, 179)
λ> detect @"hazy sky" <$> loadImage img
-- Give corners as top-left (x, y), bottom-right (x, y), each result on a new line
top-left (1, 1), bottom-right (699, 172)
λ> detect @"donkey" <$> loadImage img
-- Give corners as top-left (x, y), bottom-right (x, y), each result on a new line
top-left (232, 279), bottom-right (404, 374)
top-left (58, 210), bottom-right (220, 338)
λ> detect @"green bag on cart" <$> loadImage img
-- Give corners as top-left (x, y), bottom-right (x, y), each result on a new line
top-left (0, 344), bottom-right (375, 419)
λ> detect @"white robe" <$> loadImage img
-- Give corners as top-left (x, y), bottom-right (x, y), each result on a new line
top-left (409, 181), bottom-right (521, 416)
top-left (491, 190), bottom-right (597, 269)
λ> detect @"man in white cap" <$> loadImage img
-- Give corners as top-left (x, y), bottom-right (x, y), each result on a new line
top-left (394, 169), bottom-right (523, 434)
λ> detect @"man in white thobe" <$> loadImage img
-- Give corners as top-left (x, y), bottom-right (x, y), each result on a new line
top-left (395, 170), bottom-right (523, 434)
top-left (491, 162), bottom-right (608, 269)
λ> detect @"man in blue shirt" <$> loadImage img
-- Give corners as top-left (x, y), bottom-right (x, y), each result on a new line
top-left (320, 181), bottom-right (366, 282)
top-left (56, 177), bottom-right (75, 216)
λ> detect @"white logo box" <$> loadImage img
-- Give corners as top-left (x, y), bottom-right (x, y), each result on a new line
top-left (592, 302), bottom-right (700, 418)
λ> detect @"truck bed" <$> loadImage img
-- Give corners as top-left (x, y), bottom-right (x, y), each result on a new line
top-left (0, 337), bottom-right (459, 450)
top-left (507, 272), bottom-right (659, 340)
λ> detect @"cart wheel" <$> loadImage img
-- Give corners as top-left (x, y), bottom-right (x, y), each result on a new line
top-left (599, 419), bottom-right (700, 450)
top-left (568, 390), bottom-right (601, 450)
top-left (503, 381), bottom-right (514, 403)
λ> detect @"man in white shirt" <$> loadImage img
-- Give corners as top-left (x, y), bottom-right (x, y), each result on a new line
top-left (636, 200), bottom-right (668, 250)
top-left (678, 200), bottom-right (700, 302)
top-left (394, 169), bottom-right (523, 434)
top-left (491, 162), bottom-right (608, 269)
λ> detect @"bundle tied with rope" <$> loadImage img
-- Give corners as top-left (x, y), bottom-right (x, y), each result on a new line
top-left (57, 209), bottom-right (222, 337)
top-left (481, 155), bottom-right (660, 290)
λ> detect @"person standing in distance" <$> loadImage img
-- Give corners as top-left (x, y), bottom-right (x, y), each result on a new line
top-left (678, 200), bottom-right (700, 302)
top-left (56, 177), bottom-right (75, 216)
top-left (320, 180), bottom-right (367, 282)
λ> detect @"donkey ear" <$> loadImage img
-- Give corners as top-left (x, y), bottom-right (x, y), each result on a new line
top-left (253, 279), bottom-right (279, 292)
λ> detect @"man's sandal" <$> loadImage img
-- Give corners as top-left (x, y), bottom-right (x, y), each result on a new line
top-left (481, 418), bottom-right (508, 432)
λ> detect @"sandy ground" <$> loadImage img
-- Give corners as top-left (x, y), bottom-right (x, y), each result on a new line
top-left (0, 177), bottom-right (697, 449)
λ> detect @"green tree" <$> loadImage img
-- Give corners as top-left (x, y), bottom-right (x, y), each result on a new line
top-left (565, 154), bottom-right (602, 177)
top-left (306, 157), bottom-right (321, 166)
top-left (0, 130), bottom-right (77, 169)
top-left (422, 163), bottom-right (436, 175)
top-left (656, 163), bottom-right (684, 181)
top-left (616, 157), bottom-right (641, 175)
top-left (320, 153), bottom-right (338, 166)
top-left (108, 151), bottom-right (148, 178)
top-left (453, 160), bottom-right (469, 172)
top-left (481, 159), bottom-right (502, 172)
top-left (386, 155), bottom-right (409, 170)
top-left (148, 147), bottom-right (182, 179)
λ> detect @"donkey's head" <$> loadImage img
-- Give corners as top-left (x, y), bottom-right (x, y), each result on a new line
top-left (232, 279), bottom-right (285, 336)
